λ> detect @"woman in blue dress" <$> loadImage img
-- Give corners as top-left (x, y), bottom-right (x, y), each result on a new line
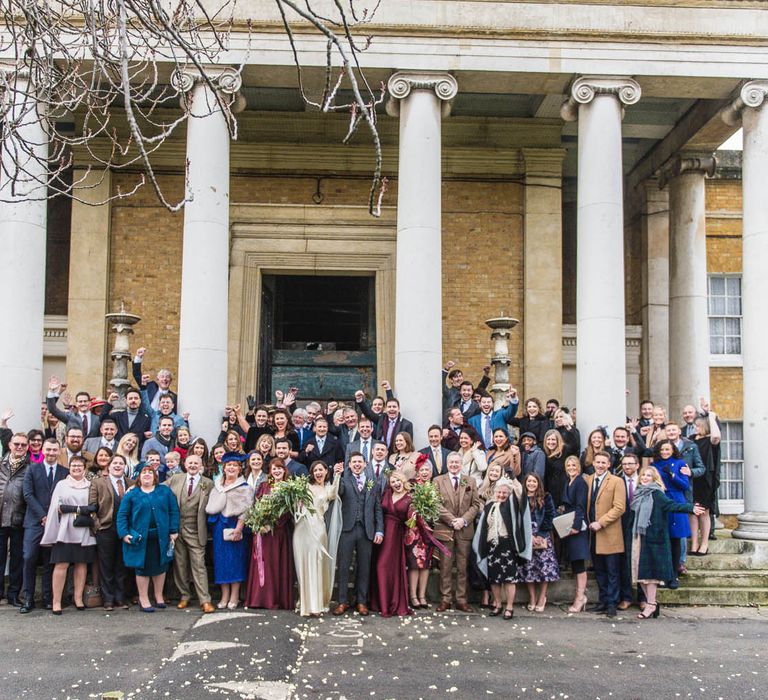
top-left (205, 452), bottom-right (255, 609)
top-left (651, 439), bottom-right (691, 589)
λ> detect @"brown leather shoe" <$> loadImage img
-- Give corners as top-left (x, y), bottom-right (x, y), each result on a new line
top-left (356, 603), bottom-right (369, 616)
top-left (455, 602), bottom-right (473, 613)
top-left (332, 603), bottom-right (349, 616)
top-left (435, 601), bottom-right (451, 613)
top-left (177, 599), bottom-right (189, 610)
top-left (617, 601), bottom-right (632, 611)
top-left (201, 602), bottom-right (215, 614)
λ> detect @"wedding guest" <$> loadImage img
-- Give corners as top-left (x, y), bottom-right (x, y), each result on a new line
top-left (458, 430), bottom-right (488, 487)
top-left (478, 463), bottom-right (504, 504)
top-left (166, 454), bottom-right (215, 613)
top-left (472, 477), bottom-right (531, 620)
top-left (580, 428), bottom-right (608, 475)
top-left (188, 437), bottom-right (209, 466)
top-left (485, 429), bottom-right (520, 479)
top-left (433, 452), bottom-right (481, 613)
top-left (543, 430), bottom-right (569, 509)
top-left (510, 397), bottom-right (549, 445)
top-left (561, 455), bottom-right (590, 613)
top-left (89, 446), bottom-right (113, 480)
top-left (41, 455), bottom-right (97, 614)
top-left (116, 465), bottom-right (180, 612)
top-left (406, 457), bottom-right (437, 608)
top-left (254, 434), bottom-right (276, 467)
top-left (115, 433), bottom-right (140, 476)
top-left (372, 470), bottom-right (413, 618)
top-left (208, 442), bottom-right (226, 480)
top-left (388, 432), bottom-right (419, 480)
top-left (293, 460), bottom-right (343, 617)
top-left (0, 433), bottom-right (30, 607)
top-left (245, 459), bottom-right (295, 610)
top-left (690, 414), bottom-right (721, 555)
top-left (631, 466), bottom-right (704, 619)
top-left (206, 452), bottom-right (254, 609)
top-left (26, 430), bottom-right (44, 463)
top-left (245, 451), bottom-right (267, 490)
top-left (89, 454), bottom-right (134, 611)
top-left (651, 440), bottom-right (690, 590)
top-left (515, 473), bottom-right (559, 612)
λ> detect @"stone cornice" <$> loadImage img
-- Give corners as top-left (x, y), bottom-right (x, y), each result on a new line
top-left (658, 153), bottom-right (717, 188)
top-left (722, 80), bottom-right (768, 126)
top-left (560, 76), bottom-right (641, 122)
top-left (385, 72), bottom-right (458, 118)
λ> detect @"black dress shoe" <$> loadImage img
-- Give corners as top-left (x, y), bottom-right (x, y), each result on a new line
top-left (8, 598), bottom-right (23, 608)
top-left (587, 604), bottom-right (607, 613)
top-left (19, 604), bottom-right (34, 614)
top-left (606, 607), bottom-right (617, 618)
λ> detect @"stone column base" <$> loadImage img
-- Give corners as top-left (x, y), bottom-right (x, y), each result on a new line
top-left (732, 511), bottom-right (768, 542)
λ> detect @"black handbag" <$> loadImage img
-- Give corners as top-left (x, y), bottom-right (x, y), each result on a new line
top-left (73, 510), bottom-right (95, 528)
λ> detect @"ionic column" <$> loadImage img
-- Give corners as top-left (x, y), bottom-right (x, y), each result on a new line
top-left (173, 68), bottom-right (244, 443)
top-left (0, 71), bottom-right (49, 429)
top-left (661, 154), bottom-right (716, 418)
top-left (386, 72), bottom-right (457, 446)
top-left (723, 81), bottom-right (768, 541)
top-left (562, 76), bottom-right (641, 434)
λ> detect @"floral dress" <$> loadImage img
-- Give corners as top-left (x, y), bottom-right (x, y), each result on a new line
top-left (514, 494), bottom-right (560, 584)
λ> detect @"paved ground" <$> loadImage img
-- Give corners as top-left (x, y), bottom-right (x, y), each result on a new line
top-left (1, 602), bottom-right (766, 700)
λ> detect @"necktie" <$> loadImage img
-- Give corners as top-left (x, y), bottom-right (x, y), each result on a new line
top-left (628, 478), bottom-right (634, 503)
top-left (317, 438), bottom-right (324, 452)
top-left (375, 463), bottom-right (381, 479)
top-left (453, 476), bottom-right (459, 491)
top-left (483, 414), bottom-right (491, 447)
top-left (188, 476), bottom-right (194, 497)
top-left (117, 479), bottom-right (125, 498)
top-left (362, 440), bottom-right (369, 463)
top-left (81, 415), bottom-right (88, 436)
top-left (434, 448), bottom-right (442, 471)
top-left (593, 476), bottom-right (600, 497)
top-left (47, 466), bottom-right (54, 488)
top-left (357, 477), bottom-right (364, 492)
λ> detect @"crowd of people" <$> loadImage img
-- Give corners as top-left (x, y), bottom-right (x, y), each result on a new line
top-left (0, 350), bottom-right (722, 620)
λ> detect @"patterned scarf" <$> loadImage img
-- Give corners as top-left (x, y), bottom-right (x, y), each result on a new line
top-left (631, 483), bottom-right (662, 537)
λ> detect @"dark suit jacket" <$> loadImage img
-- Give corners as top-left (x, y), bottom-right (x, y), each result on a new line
top-left (45, 396), bottom-right (101, 438)
top-left (301, 434), bottom-right (344, 467)
top-left (364, 460), bottom-right (390, 492)
top-left (22, 461), bottom-right (68, 528)
top-left (419, 446), bottom-right (451, 478)
top-left (101, 404), bottom-right (153, 446)
top-left (373, 415), bottom-right (414, 451)
top-left (132, 360), bottom-right (178, 413)
top-left (337, 469), bottom-right (384, 539)
top-left (89, 474), bottom-right (135, 531)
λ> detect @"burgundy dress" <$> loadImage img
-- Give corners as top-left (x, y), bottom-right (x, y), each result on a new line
top-left (371, 491), bottom-right (412, 617)
top-left (244, 482), bottom-right (295, 610)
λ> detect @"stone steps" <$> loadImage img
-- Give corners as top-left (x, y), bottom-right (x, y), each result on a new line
top-left (678, 569), bottom-right (768, 588)
top-left (683, 553), bottom-right (756, 570)
top-left (657, 586), bottom-right (768, 606)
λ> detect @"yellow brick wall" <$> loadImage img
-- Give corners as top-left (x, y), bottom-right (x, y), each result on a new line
top-left (108, 173), bottom-right (524, 396)
top-left (706, 178), bottom-right (743, 421)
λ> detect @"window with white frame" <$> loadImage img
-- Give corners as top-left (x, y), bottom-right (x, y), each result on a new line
top-left (718, 422), bottom-right (743, 505)
top-left (708, 275), bottom-right (742, 355)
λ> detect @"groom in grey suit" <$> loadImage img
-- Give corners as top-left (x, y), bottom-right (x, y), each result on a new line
top-left (333, 452), bottom-right (383, 616)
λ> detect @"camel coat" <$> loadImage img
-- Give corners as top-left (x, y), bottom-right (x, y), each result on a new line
top-left (585, 472), bottom-right (626, 555)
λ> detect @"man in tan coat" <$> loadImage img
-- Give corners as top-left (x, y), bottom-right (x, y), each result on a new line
top-left (433, 452), bottom-right (481, 612)
top-left (585, 450), bottom-right (626, 618)
top-left (167, 454), bottom-right (215, 613)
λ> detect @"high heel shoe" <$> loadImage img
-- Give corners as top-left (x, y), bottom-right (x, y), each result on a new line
top-left (637, 602), bottom-right (659, 619)
top-left (51, 609), bottom-right (62, 616)
top-left (410, 597), bottom-right (421, 609)
top-left (534, 597), bottom-right (547, 613)
top-left (75, 604), bottom-right (86, 611)
top-left (489, 606), bottom-right (502, 617)
top-left (217, 601), bottom-right (228, 609)
top-left (503, 609), bottom-right (514, 620)
top-left (526, 601), bottom-right (536, 612)
top-left (567, 595), bottom-right (588, 613)
top-left (418, 598), bottom-right (430, 609)
top-left (227, 601), bottom-right (238, 610)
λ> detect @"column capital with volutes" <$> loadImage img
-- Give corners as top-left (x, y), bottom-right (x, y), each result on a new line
top-left (385, 72), bottom-right (458, 118)
top-left (722, 80), bottom-right (768, 126)
top-left (560, 75), bottom-right (641, 122)
top-left (658, 153), bottom-right (717, 189)
top-left (170, 66), bottom-right (246, 113)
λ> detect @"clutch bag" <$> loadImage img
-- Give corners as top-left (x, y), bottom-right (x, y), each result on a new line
top-left (553, 512), bottom-right (580, 538)
top-left (223, 528), bottom-right (237, 541)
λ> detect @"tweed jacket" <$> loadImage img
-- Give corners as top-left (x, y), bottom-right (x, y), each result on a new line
top-left (434, 473), bottom-right (481, 542)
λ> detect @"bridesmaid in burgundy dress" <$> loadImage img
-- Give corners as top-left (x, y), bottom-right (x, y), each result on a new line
top-left (244, 459), bottom-right (295, 610)
top-left (372, 470), bottom-right (413, 617)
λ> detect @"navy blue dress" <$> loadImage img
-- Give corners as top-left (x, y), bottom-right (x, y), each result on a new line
top-left (561, 476), bottom-right (590, 562)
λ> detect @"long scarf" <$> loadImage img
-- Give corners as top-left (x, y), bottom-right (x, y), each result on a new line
top-left (630, 483), bottom-right (662, 537)
top-left (487, 502), bottom-right (504, 546)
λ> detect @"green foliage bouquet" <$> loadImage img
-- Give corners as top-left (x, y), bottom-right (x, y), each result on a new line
top-left (406, 480), bottom-right (442, 528)
top-left (244, 476), bottom-right (316, 532)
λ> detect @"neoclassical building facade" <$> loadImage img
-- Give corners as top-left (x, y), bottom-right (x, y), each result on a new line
top-left (2, 1), bottom-right (766, 537)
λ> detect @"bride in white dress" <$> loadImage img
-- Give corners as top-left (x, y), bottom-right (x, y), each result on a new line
top-left (293, 460), bottom-right (343, 616)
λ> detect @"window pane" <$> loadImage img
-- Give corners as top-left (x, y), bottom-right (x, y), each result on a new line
top-left (726, 276), bottom-right (742, 296)
top-left (726, 296), bottom-right (742, 315)
top-left (710, 276), bottom-right (725, 295)
top-left (710, 318), bottom-right (725, 336)
top-left (711, 337), bottom-right (725, 355)
top-left (725, 337), bottom-right (742, 355)
top-left (710, 297), bottom-right (726, 316)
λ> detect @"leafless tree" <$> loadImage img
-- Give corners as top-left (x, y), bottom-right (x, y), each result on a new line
top-left (0, 0), bottom-right (386, 214)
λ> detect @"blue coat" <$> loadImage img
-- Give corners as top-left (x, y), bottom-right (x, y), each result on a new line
top-left (468, 401), bottom-right (519, 441)
top-left (654, 458), bottom-right (691, 539)
top-left (116, 485), bottom-right (180, 570)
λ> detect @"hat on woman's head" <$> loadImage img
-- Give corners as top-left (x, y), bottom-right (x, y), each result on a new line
top-left (221, 451), bottom-right (248, 464)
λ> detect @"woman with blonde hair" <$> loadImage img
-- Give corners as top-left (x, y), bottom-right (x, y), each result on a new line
top-left (560, 455), bottom-right (590, 612)
top-left (542, 430), bottom-right (568, 509)
top-left (478, 463), bottom-right (505, 504)
top-left (630, 465), bottom-right (704, 619)
top-left (690, 412), bottom-right (721, 555)
top-left (646, 406), bottom-right (668, 449)
top-left (485, 429), bottom-right (520, 479)
top-left (579, 428), bottom-right (607, 475)
top-left (115, 433), bottom-right (140, 475)
top-left (255, 433), bottom-right (276, 465)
